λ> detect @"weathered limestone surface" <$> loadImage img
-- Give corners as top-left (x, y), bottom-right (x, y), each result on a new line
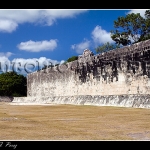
top-left (27, 40), bottom-right (150, 96)
top-left (13, 39), bottom-right (150, 108)
top-left (0, 96), bottom-right (13, 102)
top-left (13, 95), bottom-right (150, 108)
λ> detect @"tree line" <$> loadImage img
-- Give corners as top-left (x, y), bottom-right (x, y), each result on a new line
top-left (0, 71), bottom-right (27, 97)
top-left (95, 9), bottom-right (150, 53)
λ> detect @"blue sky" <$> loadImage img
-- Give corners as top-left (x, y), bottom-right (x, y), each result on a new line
top-left (0, 9), bottom-right (148, 76)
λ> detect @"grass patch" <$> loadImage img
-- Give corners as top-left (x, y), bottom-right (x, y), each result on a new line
top-left (0, 102), bottom-right (150, 140)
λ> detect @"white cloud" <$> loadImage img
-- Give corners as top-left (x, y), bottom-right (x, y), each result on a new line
top-left (17, 39), bottom-right (58, 52)
top-left (11, 57), bottom-right (65, 75)
top-left (60, 60), bottom-right (65, 64)
top-left (0, 52), bottom-right (13, 57)
top-left (0, 54), bottom-right (65, 76)
top-left (71, 26), bottom-right (114, 54)
top-left (71, 39), bottom-right (91, 54)
top-left (0, 52), bottom-right (14, 72)
top-left (0, 56), bottom-right (10, 67)
top-left (12, 57), bottom-right (59, 68)
top-left (91, 25), bottom-right (114, 46)
top-left (0, 19), bottom-right (18, 33)
top-left (0, 9), bottom-right (88, 33)
top-left (127, 9), bottom-right (148, 18)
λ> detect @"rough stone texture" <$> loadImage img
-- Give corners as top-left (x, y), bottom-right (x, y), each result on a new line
top-left (13, 39), bottom-right (150, 108)
top-left (0, 96), bottom-right (13, 102)
top-left (13, 95), bottom-right (150, 108)
top-left (27, 40), bottom-right (150, 96)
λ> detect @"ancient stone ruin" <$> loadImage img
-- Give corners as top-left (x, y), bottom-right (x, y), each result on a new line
top-left (13, 39), bottom-right (150, 108)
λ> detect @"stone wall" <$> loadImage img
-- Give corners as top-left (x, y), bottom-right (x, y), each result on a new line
top-left (13, 95), bottom-right (150, 108)
top-left (27, 39), bottom-right (150, 97)
top-left (0, 96), bottom-right (13, 102)
top-left (13, 39), bottom-right (150, 108)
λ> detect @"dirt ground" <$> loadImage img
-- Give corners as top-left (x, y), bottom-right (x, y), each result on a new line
top-left (0, 102), bottom-right (150, 141)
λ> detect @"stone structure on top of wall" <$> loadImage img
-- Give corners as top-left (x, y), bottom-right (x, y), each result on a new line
top-left (13, 39), bottom-right (150, 108)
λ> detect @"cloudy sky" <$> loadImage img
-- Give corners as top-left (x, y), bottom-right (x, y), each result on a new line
top-left (0, 9), bottom-right (148, 76)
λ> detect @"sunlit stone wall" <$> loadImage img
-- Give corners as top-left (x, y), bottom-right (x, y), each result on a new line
top-left (27, 40), bottom-right (150, 97)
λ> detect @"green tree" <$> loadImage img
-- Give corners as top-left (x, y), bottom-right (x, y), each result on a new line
top-left (95, 42), bottom-right (120, 54)
top-left (145, 10), bottom-right (150, 19)
top-left (142, 9), bottom-right (150, 41)
top-left (110, 10), bottom-right (150, 46)
top-left (66, 56), bottom-right (78, 62)
top-left (0, 71), bottom-right (27, 97)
